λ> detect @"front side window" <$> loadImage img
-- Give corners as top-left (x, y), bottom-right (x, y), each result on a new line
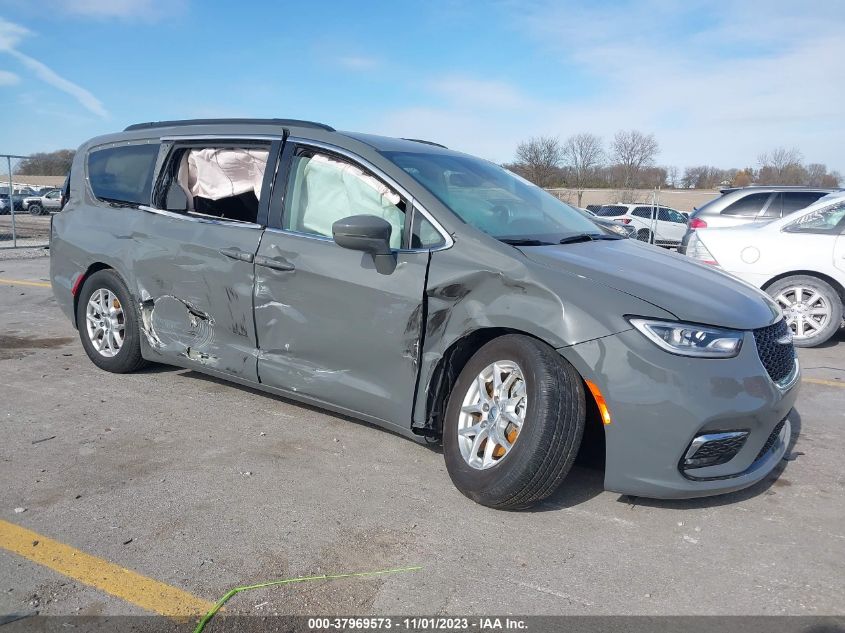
top-left (782, 191), bottom-right (826, 215)
top-left (784, 200), bottom-right (845, 234)
top-left (384, 151), bottom-right (600, 244)
top-left (283, 150), bottom-right (406, 249)
top-left (88, 143), bottom-right (160, 206)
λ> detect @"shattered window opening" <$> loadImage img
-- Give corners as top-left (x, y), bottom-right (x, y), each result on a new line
top-left (160, 145), bottom-right (271, 224)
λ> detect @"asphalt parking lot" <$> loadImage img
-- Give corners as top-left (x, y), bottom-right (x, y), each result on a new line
top-left (1, 255), bottom-right (843, 621)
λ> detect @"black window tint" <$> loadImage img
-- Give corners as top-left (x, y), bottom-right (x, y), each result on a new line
top-left (88, 144), bottom-right (159, 206)
top-left (632, 207), bottom-right (652, 218)
top-left (657, 208), bottom-right (672, 222)
top-left (596, 205), bottom-right (627, 217)
top-left (760, 193), bottom-right (782, 218)
top-left (721, 192), bottom-right (772, 217)
top-left (782, 191), bottom-right (826, 215)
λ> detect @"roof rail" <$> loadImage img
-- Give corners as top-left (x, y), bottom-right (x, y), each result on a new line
top-left (402, 138), bottom-right (448, 149)
top-left (124, 118), bottom-right (335, 132)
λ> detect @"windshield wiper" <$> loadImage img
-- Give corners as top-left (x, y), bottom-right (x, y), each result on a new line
top-left (559, 233), bottom-right (621, 244)
top-left (500, 238), bottom-right (555, 246)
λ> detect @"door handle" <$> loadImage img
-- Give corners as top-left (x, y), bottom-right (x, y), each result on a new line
top-left (220, 247), bottom-right (254, 263)
top-left (255, 254), bottom-right (296, 272)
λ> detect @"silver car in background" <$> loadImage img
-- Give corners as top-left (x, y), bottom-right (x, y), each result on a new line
top-left (680, 186), bottom-right (834, 253)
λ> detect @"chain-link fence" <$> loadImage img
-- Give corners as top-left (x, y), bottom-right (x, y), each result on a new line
top-left (0, 153), bottom-right (57, 250)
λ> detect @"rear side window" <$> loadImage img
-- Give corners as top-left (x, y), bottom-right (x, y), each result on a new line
top-left (720, 192), bottom-right (772, 217)
top-left (632, 206), bottom-right (653, 219)
top-left (88, 144), bottom-right (159, 206)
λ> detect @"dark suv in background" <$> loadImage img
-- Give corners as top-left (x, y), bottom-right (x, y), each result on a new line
top-left (679, 186), bottom-right (834, 253)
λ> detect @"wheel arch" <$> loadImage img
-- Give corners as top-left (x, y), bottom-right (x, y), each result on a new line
top-left (762, 270), bottom-right (845, 305)
top-left (417, 327), bottom-right (605, 459)
top-left (72, 262), bottom-right (116, 328)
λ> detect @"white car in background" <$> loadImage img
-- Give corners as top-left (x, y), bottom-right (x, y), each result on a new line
top-left (687, 192), bottom-right (845, 347)
top-left (594, 203), bottom-right (688, 247)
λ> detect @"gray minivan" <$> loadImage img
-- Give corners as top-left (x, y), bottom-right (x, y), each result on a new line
top-left (51, 119), bottom-right (799, 509)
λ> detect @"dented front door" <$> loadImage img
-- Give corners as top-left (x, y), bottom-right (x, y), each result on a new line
top-left (132, 212), bottom-right (263, 379)
top-left (253, 232), bottom-right (429, 427)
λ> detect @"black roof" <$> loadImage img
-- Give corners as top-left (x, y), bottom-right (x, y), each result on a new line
top-left (124, 118), bottom-right (335, 132)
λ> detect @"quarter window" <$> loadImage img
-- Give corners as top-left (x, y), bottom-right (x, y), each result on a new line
top-left (283, 150), bottom-right (406, 249)
top-left (88, 143), bottom-right (160, 206)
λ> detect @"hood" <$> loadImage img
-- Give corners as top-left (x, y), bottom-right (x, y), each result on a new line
top-left (520, 238), bottom-right (780, 331)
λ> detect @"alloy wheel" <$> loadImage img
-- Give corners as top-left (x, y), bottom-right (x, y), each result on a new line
top-left (85, 288), bottom-right (125, 357)
top-left (774, 285), bottom-right (831, 340)
top-left (457, 360), bottom-right (527, 470)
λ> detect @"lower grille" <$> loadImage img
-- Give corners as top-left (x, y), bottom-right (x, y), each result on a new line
top-left (755, 419), bottom-right (787, 462)
top-left (753, 319), bottom-right (795, 383)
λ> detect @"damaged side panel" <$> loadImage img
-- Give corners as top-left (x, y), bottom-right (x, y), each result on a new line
top-left (412, 241), bottom-right (676, 435)
top-left (129, 211), bottom-right (263, 379)
top-left (253, 231), bottom-right (430, 432)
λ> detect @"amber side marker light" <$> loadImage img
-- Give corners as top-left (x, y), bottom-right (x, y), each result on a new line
top-left (585, 380), bottom-right (612, 425)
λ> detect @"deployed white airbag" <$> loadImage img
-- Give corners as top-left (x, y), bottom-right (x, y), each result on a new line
top-left (295, 154), bottom-right (404, 248)
top-left (178, 148), bottom-right (269, 202)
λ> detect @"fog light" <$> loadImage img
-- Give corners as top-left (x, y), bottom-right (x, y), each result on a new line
top-left (683, 431), bottom-right (749, 469)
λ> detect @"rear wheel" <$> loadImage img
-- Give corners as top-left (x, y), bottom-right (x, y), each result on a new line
top-left (443, 334), bottom-right (585, 509)
top-left (28, 203), bottom-right (43, 216)
top-left (766, 275), bottom-right (842, 347)
top-left (636, 228), bottom-right (652, 243)
top-left (76, 269), bottom-right (148, 373)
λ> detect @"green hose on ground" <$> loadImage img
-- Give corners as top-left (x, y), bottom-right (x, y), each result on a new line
top-left (193, 565), bottom-right (423, 633)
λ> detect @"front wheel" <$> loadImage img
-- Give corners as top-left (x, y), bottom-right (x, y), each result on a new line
top-left (443, 334), bottom-right (585, 509)
top-left (766, 275), bottom-right (842, 347)
top-left (28, 203), bottom-right (43, 216)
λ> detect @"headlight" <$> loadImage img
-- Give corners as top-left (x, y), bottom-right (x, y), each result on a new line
top-left (629, 318), bottom-right (743, 358)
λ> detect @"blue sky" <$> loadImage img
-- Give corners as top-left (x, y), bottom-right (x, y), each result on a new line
top-left (1, 0), bottom-right (843, 172)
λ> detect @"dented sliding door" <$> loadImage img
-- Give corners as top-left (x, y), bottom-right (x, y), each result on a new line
top-left (132, 212), bottom-right (264, 379)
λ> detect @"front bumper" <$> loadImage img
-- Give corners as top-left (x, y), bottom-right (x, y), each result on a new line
top-left (558, 327), bottom-right (799, 499)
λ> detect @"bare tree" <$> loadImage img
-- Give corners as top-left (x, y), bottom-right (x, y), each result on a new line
top-left (15, 150), bottom-right (75, 176)
top-left (666, 166), bottom-right (680, 188)
top-left (757, 147), bottom-right (806, 184)
top-left (610, 130), bottom-right (659, 193)
top-left (514, 136), bottom-right (564, 188)
top-left (561, 133), bottom-right (604, 207)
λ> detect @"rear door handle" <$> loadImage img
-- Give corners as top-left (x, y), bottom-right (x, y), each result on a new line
top-left (220, 247), bottom-right (254, 263)
top-left (255, 254), bottom-right (295, 272)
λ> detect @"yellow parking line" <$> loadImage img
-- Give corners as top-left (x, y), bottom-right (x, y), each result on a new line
top-left (0, 277), bottom-right (51, 288)
top-left (803, 377), bottom-right (845, 388)
top-left (0, 519), bottom-right (214, 617)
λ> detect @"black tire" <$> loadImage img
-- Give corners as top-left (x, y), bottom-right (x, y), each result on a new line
top-left (766, 275), bottom-right (843, 347)
top-left (442, 334), bottom-right (585, 509)
top-left (28, 203), bottom-right (43, 216)
top-left (636, 228), bottom-right (652, 242)
top-left (76, 269), bottom-right (148, 373)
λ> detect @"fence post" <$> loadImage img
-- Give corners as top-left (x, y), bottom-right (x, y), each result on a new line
top-left (7, 155), bottom-right (15, 248)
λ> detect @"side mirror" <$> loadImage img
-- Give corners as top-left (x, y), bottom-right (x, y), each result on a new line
top-left (332, 214), bottom-right (396, 274)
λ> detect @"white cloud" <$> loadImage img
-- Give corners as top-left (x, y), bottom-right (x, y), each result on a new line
top-left (378, 1), bottom-right (845, 172)
top-left (337, 55), bottom-right (381, 71)
top-left (48, 0), bottom-right (186, 19)
top-left (0, 17), bottom-right (107, 118)
top-left (0, 69), bottom-right (19, 85)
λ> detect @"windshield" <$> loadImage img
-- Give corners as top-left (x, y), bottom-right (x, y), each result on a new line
top-left (383, 151), bottom-right (602, 244)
